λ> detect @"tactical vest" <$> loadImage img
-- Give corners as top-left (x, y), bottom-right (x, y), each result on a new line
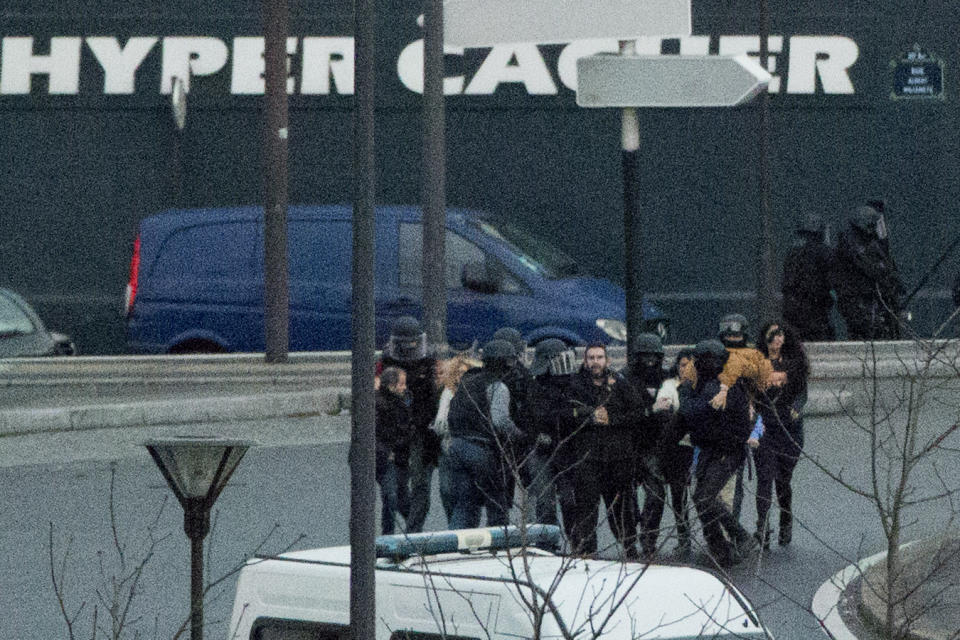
top-left (448, 369), bottom-right (496, 445)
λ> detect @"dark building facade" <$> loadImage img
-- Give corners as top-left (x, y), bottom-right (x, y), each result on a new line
top-left (1, 0), bottom-right (957, 352)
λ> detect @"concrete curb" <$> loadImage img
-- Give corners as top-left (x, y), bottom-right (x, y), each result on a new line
top-left (858, 534), bottom-right (960, 640)
top-left (812, 547), bottom-right (891, 640)
top-left (0, 388), bottom-right (350, 437)
top-left (0, 385), bottom-right (850, 439)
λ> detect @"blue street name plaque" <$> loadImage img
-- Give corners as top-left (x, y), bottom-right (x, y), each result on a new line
top-left (892, 46), bottom-right (944, 100)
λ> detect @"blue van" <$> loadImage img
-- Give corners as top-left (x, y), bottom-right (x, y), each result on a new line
top-left (123, 205), bottom-right (667, 353)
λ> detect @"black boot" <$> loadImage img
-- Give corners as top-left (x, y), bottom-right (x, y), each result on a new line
top-left (754, 518), bottom-right (771, 550)
top-left (753, 529), bottom-right (771, 550)
top-left (778, 512), bottom-right (793, 546)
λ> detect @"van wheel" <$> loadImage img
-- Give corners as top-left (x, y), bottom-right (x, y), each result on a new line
top-left (169, 340), bottom-right (227, 354)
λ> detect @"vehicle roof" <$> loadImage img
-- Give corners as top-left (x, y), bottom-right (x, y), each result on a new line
top-left (139, 204), bottom-right (488, 228)
top-left (251, 546), bottom-right (766, 638)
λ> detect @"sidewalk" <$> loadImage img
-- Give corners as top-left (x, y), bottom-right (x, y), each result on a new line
top-left (0, 388), bottom-right (350, 436)
top-left (858, 533), bottom-right (960, 640)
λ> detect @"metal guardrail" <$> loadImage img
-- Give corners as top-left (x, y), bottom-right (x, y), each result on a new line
top-left (1, 341), bottom-right (956, 437)
top-left (1, 341), bottom-right (958, 384)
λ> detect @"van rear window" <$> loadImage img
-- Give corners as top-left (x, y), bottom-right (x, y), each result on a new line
top-left (251, 618), bottom-right (349, 640)
top-left (154, 222), bottom-right (257, 279)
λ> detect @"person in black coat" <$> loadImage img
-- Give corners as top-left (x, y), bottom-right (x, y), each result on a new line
top-left (680, 340), bottom-right (756, 568)
top-left (782, 213), bottom-right (835, 341)
top-left (565, 342), bottom-right (642, 559)
top-left (378, 316), bottom-right (440, 533)
top-left (375, 367), bottom-right (412, 535)
top-left (526, 339), bottom-right (581, 531)
top-left (621, 333), bottom-right (674, 559)
top-left (832, 204), bottom-right (904, 340)
top-left (754, 322), bottom-right (809, 548)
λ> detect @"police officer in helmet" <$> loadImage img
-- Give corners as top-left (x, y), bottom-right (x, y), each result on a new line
top-left (444, 339), bottom-right (524, 529)
top-left (379, 316), bottom-right (440, 532)
top-left (624, 333), bottom-right (687, 559)
top-left (679, 339), bottom-right (756, 567)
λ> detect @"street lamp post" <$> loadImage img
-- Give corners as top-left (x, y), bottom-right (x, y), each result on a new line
top-left (144, 437), bottom-right (253, 640)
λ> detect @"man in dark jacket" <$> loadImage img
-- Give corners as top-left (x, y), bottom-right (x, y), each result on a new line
top-left (782, 213), bottom-right (835, 341)
top-left (565, 342), bottom-right (642, 559)
top-left (680, 339), bottom-right (756, 567)
top-left (832, 204), bottom-right (904, 340)
top-left (378, 316), bottom-right (440, 532)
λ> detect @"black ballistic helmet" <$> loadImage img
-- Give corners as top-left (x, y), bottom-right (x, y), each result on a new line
top-left (797, 213), bottom-right (826, 237)
top-left (718, 313), bottom-right (748, 340)
top-left (492, 327), bottom-right (526, 361)
top-left (530, 338), bottom-right (569, 376)
top-left (851, 206), bottom-right (881, 234)
top-left (386, 315), bottom-right (428, 362)
top-left (630, 332), bottom-right (664, 356)
top-left (693, 338), bottom-right (729, 378)
top-left (481, 339), bottom-right (516, 364)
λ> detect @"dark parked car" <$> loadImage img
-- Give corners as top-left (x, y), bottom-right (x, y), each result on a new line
top-left (0, 288), bottom-right (77, 357)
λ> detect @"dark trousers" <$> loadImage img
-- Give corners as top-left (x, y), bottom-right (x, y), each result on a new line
top-left (519, 448), bottom-right (559, 526)
top-left (754, 432), bottom-right (802, 536)
top-left (638, 452), bottom-right (691, 555)
top-left (569, 458), bottom-right (638, 557)
top-left (693, 448), bottom-right (751, 564)
top-left (398, 435), bottom-right (436, 533)
top-left (375, 449), bottom-right (401, 536)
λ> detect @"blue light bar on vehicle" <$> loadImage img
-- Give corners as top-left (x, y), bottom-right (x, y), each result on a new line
top-left (375, 524), bottom-right (562, 560)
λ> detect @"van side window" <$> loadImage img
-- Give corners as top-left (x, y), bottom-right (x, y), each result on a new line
top-left (390, 632), bottom-right (481, 640)
top-left (250, 618), bottom-right (350, 640)
top-left (289, 220), bottom-right (352, 281)
top-left (0, 291), bottom-right (37, 335)
top-left (399, 223), bottom-right (519, 292)
top-left (154, 222), bottom-right (256, 278)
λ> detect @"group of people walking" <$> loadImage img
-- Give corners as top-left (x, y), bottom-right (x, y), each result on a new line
top-left (373, 312), bottom-right (810, 569)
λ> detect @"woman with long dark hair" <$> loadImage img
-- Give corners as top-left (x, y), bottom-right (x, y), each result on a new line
top-left (753, 321), bottom-right (810, 548)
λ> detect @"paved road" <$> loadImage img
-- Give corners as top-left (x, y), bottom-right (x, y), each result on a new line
top-left (2, 399), bottom-right (958, 640)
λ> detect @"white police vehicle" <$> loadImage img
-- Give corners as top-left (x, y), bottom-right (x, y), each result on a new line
top-left (228, 525), bottom-right (771, 639)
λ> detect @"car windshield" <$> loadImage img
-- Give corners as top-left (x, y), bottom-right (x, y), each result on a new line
top-left (0, 293), bottom-right (35, 337)
top-left (474, 218), bottom-right (581, 279)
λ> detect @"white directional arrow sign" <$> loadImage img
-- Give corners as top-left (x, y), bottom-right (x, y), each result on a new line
top-left (444, 0), bottom-right (691, 47)
top-left (576, 54), bottom-right (772, 108)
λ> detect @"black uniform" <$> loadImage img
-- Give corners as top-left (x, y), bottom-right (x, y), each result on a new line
top-left (680, 378), bottom-right (754, 567)
top-left (623, 368), bottom-right (691, 557)
top-left (528, 371), bottom-right (578, 530)
top-left (564, 366), bottom-right (641, 557)
top-left (783, 234), bottom-right (835, 341)
top-left (832, 208), bottom-right (904, 340)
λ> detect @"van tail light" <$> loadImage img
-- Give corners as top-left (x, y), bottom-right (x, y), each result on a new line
top-left (123, 234), bottom-right (141, 317)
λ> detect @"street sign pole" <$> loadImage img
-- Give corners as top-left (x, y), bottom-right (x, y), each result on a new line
top-left (445, 0), bottom-right (770, 354)
top-left (756, 0), bottom-right (777, 325)
top-left (263, 0), bottom-right (289, 363)
top-left (620, 40), bottom-right (643, 369)
top-left (351, 0), bottom-right (377, 637)
top-left (423, 0), bottom-right (447, 350)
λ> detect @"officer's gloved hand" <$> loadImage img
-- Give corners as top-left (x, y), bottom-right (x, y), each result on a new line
top-left (535, 433), bottom-right (553, 452)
